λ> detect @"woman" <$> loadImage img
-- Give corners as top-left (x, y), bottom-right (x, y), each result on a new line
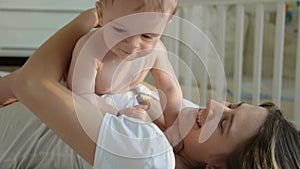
top-left (0, 9), bottom-right (299, 169)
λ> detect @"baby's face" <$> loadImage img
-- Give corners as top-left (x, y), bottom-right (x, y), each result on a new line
top-left (97, 0), bottom-right (172, 60)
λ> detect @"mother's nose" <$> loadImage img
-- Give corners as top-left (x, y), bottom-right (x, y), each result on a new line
top-left (206, 100), bottom-right (229, 109)
top-left (205, 100), bottom-right (229, 118)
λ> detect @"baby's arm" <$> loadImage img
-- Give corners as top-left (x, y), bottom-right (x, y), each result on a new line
top-left (151, 42), bottom-right (182, 128)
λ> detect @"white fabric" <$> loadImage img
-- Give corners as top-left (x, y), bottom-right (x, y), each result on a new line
top-left (100, 84), bottom-right (160, 110)
top-left (101, 84), bottom-right (198, 110)
top-left (93, 84), bottom-right (198, 169)
top-left (93, 113), bottom-right (175, 169)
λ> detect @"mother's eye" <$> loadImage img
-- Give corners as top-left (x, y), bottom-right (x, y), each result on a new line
top-left (226, 103), bottom-right (232, 108)
top-left (219, 116), bottom-right (227, 132)
top-left (226, 102), bottom-right (244, 109)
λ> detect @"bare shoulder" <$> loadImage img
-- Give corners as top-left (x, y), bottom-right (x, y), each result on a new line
top-left (72, 30), bottom-right (97, 60)
top-left (151, 40), bottom-right (171, 67)
top-left (155, 40), bottom-right (167, 49)
top-left (76, 30), bottom-right (97, 49)
top-left (153, 40), bottom-right (168, 58)
top-left (153, 40), bottom-right (168, 54)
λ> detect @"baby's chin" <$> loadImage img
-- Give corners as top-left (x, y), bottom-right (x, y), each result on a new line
top-left (123, 54), bottom-right (139, 61)
top-left (124, 51), bottom-right (151, 60)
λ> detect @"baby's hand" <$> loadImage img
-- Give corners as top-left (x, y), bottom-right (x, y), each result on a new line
top-left (118, 105), bottom-right (149, 122)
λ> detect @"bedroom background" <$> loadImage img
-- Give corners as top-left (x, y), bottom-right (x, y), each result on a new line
top-left (0, 0), bottom-right (299, 130)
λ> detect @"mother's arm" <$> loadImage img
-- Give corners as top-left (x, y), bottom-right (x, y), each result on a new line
top-left (10, 9), bottom-right (103, 165)
top-left (0, 9), bottom-right (99, 106)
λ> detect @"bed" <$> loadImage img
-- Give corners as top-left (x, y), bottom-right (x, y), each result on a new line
top-left (0, 102), bottom-right (92, 169)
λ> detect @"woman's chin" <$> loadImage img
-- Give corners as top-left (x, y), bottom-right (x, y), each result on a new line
top-left (178, 107), bottom-right (199, 139)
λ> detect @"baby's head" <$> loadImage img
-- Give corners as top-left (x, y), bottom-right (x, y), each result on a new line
top-left (98, 0), bottom-right (178, 15)
top-left (96, 0), bottom-right (177, 27)
top-left (95, 0), bottom-right (178, 60)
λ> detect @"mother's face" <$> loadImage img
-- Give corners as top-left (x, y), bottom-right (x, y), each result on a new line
top-left (178, 100), bottom-right (268, 166)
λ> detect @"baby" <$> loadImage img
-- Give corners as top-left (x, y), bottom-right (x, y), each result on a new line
top-left (67, 0), bottom-right (181, 128)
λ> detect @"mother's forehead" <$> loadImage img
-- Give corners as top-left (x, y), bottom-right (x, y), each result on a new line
top-left (231, 104), bottom-right (268, 136)
top-left (242, 103), bottom-right (268, 114)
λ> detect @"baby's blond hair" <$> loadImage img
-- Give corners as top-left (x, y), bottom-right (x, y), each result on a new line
top-left (100, 0), bottom-right (178, 15)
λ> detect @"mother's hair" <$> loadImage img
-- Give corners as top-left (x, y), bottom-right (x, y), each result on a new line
top-left (226, 102), bottom-right (300, 169)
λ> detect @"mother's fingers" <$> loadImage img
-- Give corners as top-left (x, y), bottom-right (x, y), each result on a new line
top-left (118, 105), bottom-right (150, 121)
top-left (134, 104), bottom-right (149, 110)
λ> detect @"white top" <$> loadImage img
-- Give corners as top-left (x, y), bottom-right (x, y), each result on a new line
top-left (93, 113), bottom-right (175, 169)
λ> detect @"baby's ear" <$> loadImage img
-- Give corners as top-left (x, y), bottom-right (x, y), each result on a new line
top-left (95, 1), bottom-right (103, 26)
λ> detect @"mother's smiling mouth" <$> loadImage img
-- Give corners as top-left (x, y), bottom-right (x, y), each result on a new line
top-left (196, 108), bottom-right (204, 128)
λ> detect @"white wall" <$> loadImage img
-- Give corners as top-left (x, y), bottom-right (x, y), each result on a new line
top-left (0, 0), bottom-right (95, 57)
